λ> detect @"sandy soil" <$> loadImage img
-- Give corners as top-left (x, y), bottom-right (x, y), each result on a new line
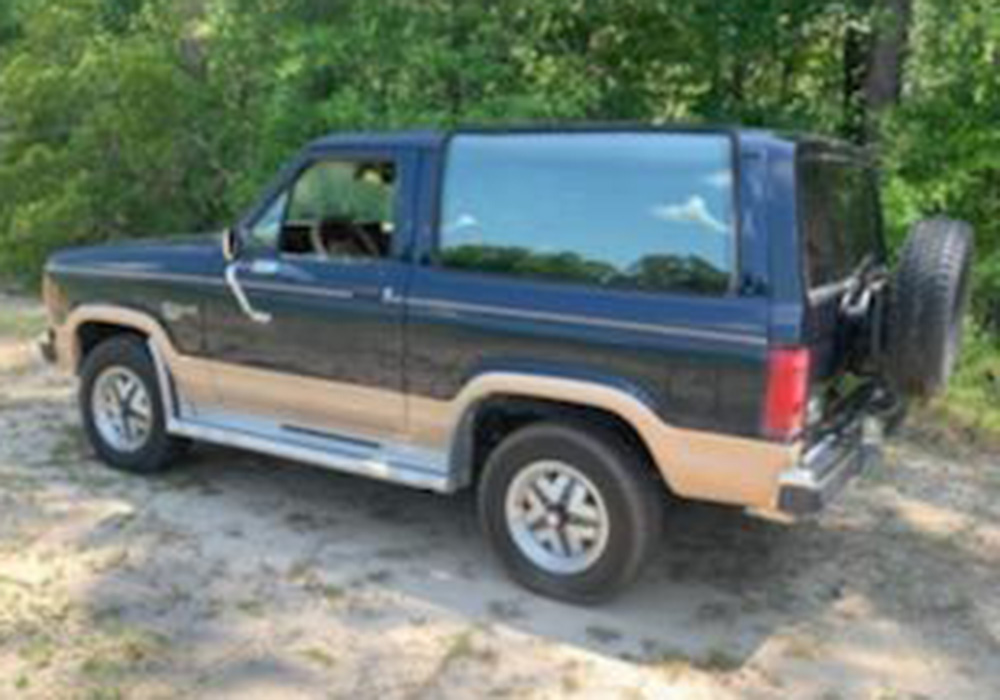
top-left (1, 294), bottom-right (998, 699)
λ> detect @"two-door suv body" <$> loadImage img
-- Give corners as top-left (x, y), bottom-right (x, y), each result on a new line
top-left (40, 127), bottom-right (973, 602)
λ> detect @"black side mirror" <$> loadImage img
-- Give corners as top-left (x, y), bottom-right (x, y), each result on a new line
top-left (222, 226), bottom-right (243, 262)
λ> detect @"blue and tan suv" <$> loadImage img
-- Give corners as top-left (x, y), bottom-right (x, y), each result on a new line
top-left (39, 127), bottom-right (973, 602)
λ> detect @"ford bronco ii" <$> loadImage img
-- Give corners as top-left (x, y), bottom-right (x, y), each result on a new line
top-left (39, 127), bottom-right (973, 602)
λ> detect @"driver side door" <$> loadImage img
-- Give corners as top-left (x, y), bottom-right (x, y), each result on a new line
top-left (205, 149), bottom-right (414, 441)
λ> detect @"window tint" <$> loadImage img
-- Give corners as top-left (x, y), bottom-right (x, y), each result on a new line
top-left (249, 159), bottom-right (396, 260)
top-left (438, 133), bottom-right (735, 295)
top-left (798, 155), bottom-right (884, 288)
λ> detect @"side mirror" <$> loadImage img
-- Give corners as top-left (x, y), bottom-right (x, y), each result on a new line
top-left (222, 226), bottom-right (243, 262)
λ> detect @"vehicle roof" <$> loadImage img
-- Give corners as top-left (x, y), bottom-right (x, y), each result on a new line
top-left (307, 123), bottom-right (869, 160)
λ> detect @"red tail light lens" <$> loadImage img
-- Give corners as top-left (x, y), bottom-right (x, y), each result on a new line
top-left (763, 346), bottom-right (811, 441)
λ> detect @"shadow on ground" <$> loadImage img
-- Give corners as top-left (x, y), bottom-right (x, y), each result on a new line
top-left (3, 355), bottom-right (999, 698)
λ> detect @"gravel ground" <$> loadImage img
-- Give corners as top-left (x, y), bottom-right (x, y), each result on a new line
top-left (1, 295), bottom-right (998, 699)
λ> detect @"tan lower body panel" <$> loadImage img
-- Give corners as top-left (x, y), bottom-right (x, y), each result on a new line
top-left (193, 357), bottom-right (406, 441)
top-left (58, 304), bottom-right (798, 511)
top-left (410, 374), bottom-right (798, 511)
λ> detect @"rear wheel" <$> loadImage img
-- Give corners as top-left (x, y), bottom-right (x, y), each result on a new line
top-left (79, 335), bottom-right (186, 474)
top-left (885, 218), bottom-right (974, 399)
top-left (478, 421), bottom-right (663, 604)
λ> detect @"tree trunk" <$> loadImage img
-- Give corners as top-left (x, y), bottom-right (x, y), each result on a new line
top-left (864, 0), bottom-right (913, 112)
top-left (842, 0), bottom-right (913, 142)
top-left (842, 16), bottom-right (869, 142)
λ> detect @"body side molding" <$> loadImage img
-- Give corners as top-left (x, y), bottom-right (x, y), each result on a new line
top-left (58, 304), bottom-right (799, 510)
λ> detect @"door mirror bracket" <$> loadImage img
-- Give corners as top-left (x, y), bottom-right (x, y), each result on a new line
top-left (222, 226), bottom-right (243, 262)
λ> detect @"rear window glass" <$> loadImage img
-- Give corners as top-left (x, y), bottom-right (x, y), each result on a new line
top-left (437, 132), bottom-right (735, 295)
top-left (799, 154), bottom-right (884, 289)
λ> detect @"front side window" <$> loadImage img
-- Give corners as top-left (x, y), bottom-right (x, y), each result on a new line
top-left (249, 158), bottom-right (397, 260)
top-left (438, 132), bottom-right (735, 295)
top-left (248, 191), bottom-right (288, 248)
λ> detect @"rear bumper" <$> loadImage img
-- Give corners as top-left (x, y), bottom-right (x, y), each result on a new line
top-left (775, 416), bottom-right (883, 517)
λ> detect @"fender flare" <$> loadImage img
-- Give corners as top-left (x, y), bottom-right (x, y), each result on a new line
top-left (57, 304), bottom-right (178, 373)
top-left (441, 371), bottom-right (797, 510)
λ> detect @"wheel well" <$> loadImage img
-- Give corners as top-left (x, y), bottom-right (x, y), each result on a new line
top-left (460, 394), bottom-right (662, 490)
top-left (76, 322), bottom-right (146, 370)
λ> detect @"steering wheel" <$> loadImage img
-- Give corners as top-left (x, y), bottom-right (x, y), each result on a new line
top-left (310, 219), bottom-right (381, 259)
top-left (308, 221), bottom-right (330, 260)
top-left (344, 222), bottom-right (382, 258)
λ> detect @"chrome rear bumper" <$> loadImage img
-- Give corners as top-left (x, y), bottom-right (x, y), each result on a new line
top-left (775, 416), bottom-right (883, 517)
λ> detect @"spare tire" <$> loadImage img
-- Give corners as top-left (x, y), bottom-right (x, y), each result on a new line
top-left (884, 218), bottom-right (974, 399)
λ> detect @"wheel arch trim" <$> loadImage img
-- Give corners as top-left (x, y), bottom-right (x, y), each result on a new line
top-left (57, 304), bottom-right (217, 412)
top-left (58, 304), bottom-right (174, 372)
top-left (435, 371), bottom-right (799, 510)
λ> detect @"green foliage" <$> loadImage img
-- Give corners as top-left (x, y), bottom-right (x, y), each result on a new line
top-left (922, 321), bottom-right (1000, 444)
top-left (881, 0), bottom-right (1000, 326)
top-left (0, 0), bottom-right (997, 338)
top-left (0, 0), bottom-right (995, 435)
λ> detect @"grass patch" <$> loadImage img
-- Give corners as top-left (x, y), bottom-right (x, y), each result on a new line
top-left (914, 323), bottom-right (1000, 450)
top-left (300, 647), bottom-right (337, 669)
top-left (694, 647), bottom-right (742, 673)
top-left (235, 599), bottom-right (266, 617)
top-left (17, 633), bottom-right (56, 669)
top-left (783, 633), bottom-right (825, 661)
top-left (79, 628), bottom-right (167, 678)
top-left (76, 626), bottom-right (167, 700)
top-left (441, 628), bottom-right (497, 667)
top-left (48, 424), bottom-right (86, 467)
top-left (0, 305), bottom-right (46, 341)
top-left (319, 583), bottom-right (345, 604)
top-left (653, 650), bottom-right (697, 679)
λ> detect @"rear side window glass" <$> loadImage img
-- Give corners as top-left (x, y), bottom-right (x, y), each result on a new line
top-left (437, 132), bottom-right (735, 295)
top-left (798, 154), bottom-right (884, 289)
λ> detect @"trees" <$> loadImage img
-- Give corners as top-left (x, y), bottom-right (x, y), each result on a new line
top-left (881, 0), bottom-right (1000, 327)
top-left (0, 0), bottom-right (996, 332)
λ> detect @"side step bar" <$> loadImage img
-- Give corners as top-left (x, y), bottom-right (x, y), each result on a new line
top-left (168, 418), bottom-right (451, 492)
top-left (147, 340), bottom-right (452, 493)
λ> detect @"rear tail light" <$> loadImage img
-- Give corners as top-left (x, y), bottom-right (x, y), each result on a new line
top-left (763, 346), bottom-right (811, 441)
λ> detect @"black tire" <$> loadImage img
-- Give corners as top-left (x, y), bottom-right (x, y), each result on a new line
top-left (79, 335), bottom-right (186, 474)
top-left (885, 218), bottom-right (974, 399)
top-left (478, 421), bottom-right (663, 604)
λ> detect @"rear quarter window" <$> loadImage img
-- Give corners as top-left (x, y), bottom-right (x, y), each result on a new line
top-left (798, 152), bottom-right (885, 289)
top-left (437, 132), bottom-right (736, 295)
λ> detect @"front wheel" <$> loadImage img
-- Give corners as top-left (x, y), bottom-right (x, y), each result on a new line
top-left (478, 422), bottom-right (663, 604)
top-left (79, 335), bottom-right (186, 474)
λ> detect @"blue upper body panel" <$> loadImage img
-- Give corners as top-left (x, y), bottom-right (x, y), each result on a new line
top-left (46, 125), bottom-right (853, 439)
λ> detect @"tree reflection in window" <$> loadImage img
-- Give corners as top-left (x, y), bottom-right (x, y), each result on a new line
top-left (441, 244), bottom-right (729, 295)
top-left (438, 132), bottom-right (736, 296)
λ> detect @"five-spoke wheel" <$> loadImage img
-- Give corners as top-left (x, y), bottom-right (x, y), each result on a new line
top-left (80, 335), bottom-right (186, 474)
top-left (91, 366), bottom-right (154, 453)
top-left (479, 421), bottom-right (663, 603)
top-left (505, 460), bottom-right (610, 575)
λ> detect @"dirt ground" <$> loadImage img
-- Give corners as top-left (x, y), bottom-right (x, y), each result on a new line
top-left (1, 294), bottom-right (998, 700)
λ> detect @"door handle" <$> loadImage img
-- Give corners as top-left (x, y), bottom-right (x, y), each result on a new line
top-left (249, 259), bottom-right (281, 276)
top-left (353, 286), bottom-right (400, 304)
top-left (225, 263), bottom-right (272, 324)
